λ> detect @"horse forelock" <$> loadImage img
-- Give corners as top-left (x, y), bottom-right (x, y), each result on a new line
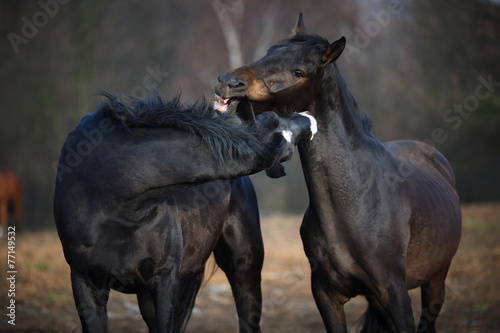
top-left (96, 91), bottom-right (267, 165)
top-left (283, 34), bottom-right (330, 53)
top-left (265, 34), bottom-right (329, 61)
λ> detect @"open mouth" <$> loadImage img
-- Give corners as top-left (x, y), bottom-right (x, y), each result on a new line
top-left (213, 94), bottom-right (242, 114)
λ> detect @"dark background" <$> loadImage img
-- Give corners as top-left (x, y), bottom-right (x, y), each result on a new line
top-left (1, 0), bottom-right (499, 229)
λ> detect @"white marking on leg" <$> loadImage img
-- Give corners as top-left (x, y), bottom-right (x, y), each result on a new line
top-left (299, 111), bottom-right (317, 140)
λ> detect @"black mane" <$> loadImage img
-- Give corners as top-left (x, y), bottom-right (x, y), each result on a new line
top-left (97, 91), bottom-right (266, 163)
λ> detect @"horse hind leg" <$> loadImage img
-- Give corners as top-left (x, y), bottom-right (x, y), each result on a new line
top-left (138, 292), bottom-right (157, 333)
top-left (310, 272), bottom-right (349, 333)
top-left (136, 268), bottom-right (181, 333)
top-left (178, 269), bottom-right (205, 331)
top-left (138, 271), bottom-right (200, 333)
top-left (71, 270), bottom-right (110, 333)
top-left (213, 215), bottom-right (264, 332)
top-left (417, 270), bottom-right (448, 333)
top-left (360, 294), bottom-right (396, 333)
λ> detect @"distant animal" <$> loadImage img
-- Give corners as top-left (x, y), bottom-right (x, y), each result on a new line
top-left (214, 14), bottom-right (461, 333)
top-left (53, 93), bottom-right (316, 333)
top-left (0, 170), bottom-right (22, 237)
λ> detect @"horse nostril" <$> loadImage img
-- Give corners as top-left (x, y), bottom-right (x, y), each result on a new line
top-left (228, 78), bottom-right (247, 91)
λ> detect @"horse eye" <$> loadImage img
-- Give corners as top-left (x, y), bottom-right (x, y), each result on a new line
top-left (292, 69), bottom-right (305, 78)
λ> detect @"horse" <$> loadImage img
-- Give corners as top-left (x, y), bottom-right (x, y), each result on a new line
top-left (0, 170), bottom-right (22, 237)
top-left (213, 14), bottom-right (461, 333)
top-left (53, 92), bottom-right (316, 333)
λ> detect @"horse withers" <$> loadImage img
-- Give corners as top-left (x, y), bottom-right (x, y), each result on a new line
top-left (214, 14), bottom-right (461, 333)
top-left (53, 93), bottom-right (316, 333)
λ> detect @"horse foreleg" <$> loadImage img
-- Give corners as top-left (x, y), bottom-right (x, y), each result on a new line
top-left (213, 224), bottom-right (264, 333)
top-left (417, 270), bottom-right (448, 333)
top-left (138, 292), bottom-right (157, 333)
top-left (310, 273), bottom-right (349, 333)
top-left (71, 270), bottom-right (110, 333)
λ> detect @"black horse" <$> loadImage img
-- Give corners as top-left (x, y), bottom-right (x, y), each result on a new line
top-left (214, 14), bottom-right (461, 333)
top-left (53, 93), bottom-right (316, 333)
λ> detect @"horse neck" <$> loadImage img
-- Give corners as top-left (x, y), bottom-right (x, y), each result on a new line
top-left (299, 69), bottom-right (391, 221)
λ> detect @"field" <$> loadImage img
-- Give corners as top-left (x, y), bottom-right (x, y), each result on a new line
top-left (0, 203), bottom-right (499, 332)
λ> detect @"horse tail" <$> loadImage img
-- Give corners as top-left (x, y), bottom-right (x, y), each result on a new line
top-left (179, 267), bottom-right (205, 332)
top-left (359, 303), bottom-right (388, 333)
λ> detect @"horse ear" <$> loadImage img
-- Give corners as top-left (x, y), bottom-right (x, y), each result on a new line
top-left (322, 36), bottom-right (346, 66)
top-left (290, 13), bottom-right (307, 37)
top-left (236, 96), bottom-right (256, 124)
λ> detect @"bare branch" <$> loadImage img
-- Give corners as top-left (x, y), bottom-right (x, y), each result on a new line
top-left (211, 0), bottom-right (245, 68)
top-left (253, 0), bottom-right (282, 61)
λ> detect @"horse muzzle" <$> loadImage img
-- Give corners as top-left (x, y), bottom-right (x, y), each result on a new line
top-left (213, 72), bottom-right (251, 113)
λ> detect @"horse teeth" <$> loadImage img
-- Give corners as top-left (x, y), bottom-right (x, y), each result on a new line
top-left (213, 100), bottom-right (228, 113)
top-left (214, 94), bottom-right (229, 104)
top-left (213, 94), bottom-right (230, 112)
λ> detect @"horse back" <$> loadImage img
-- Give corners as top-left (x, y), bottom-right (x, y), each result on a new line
top-left (384, 140), bottom-right (456, 187)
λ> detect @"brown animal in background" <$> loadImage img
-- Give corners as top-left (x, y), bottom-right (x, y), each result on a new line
top-left (0, 170), bottom-right (22, 236)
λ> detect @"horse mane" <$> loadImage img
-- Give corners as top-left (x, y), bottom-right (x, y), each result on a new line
top-left (97, 91), bottom-right (266, 163)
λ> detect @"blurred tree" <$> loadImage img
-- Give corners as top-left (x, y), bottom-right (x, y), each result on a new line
top-left (410, 1), bottom-right (500, 202)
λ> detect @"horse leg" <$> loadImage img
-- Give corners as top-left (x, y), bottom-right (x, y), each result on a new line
top-left (150, 201), bottom-right (183, 332)
top-left (213, 182), bottom-right (264, 333)
top-left (362, 294), bottom-right (396, 333)
top-left (417, 270), bottom-right (448, 333)
top-left (213, 228), bottom-right (264, 333)
top-left (153, 266), bottom-right (181, 333)
top-left (12, 184), bottom-right (22, 228)
top-left (213, 179), bottom-right (263, 333)
top-left (137, 292), bottom-right (157, 333)
top-left (71, 270), bottom-right (110, 333)
top-left (377, 278), bottom-right (416, 333)
top-left (0, 199), bottom-right (6, 237)
top-left (310, 273), bottom-right (349, 333)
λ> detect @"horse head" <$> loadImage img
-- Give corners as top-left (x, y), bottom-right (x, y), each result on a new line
top-left (214, 13), bottom-right (346, 117)
top-left (238, 96), bottom-right (317, 177)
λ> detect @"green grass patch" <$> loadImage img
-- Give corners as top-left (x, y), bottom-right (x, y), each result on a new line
top-left (23, 261), bottom-right (51, 271)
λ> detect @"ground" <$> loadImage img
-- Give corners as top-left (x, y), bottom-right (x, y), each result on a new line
top-left (0, 203), bottom-right (499, 332)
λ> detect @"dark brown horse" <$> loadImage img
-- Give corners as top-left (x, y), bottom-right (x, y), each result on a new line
top-left (0, 170), bottom-right (22, 237)
top-left (54, 93), bottom-right (315, 333)
top-left (214, 14), bottom-right (461, 333)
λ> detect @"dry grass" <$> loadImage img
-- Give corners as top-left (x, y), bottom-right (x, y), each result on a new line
top-left (0, 231), bottom-right (72, 307)
top-left (0, 203), bottom-right (499, 332)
